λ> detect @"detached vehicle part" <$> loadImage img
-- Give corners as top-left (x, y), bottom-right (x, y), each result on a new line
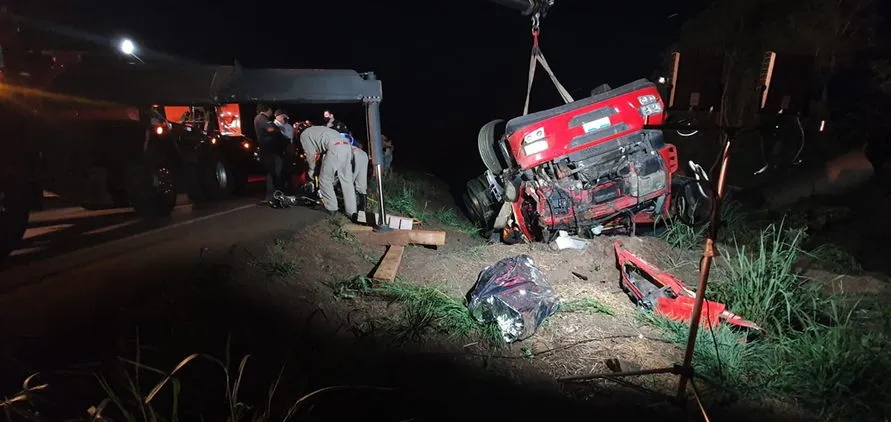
top-left (614, 241), bottom-right (760, 330)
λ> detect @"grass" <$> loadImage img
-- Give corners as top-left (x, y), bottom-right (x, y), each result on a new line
top-left (327, 215), bottom-right (358, 244)
top-left (561, 298), bottom-right (614, 316)
top-left (334, 275), bottom-right (501, 346)
top-left (5, 338), bottom-right (396, 421)
top-left (256, 239), bottom-right (299, 278)
top-left (659, 200), bottom-right (757, 251)
top-left (642, 219), bottom-right (891, 420)
top-left (378, 172), bottom-right (483, 237)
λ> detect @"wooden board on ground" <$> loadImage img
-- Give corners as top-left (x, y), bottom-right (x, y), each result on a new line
top-left (355, 229), bottom-right (446, 246)
top-left (344, 224), bottom-right (374, 233)
top-left (373, 245), bottom-right (405, 281)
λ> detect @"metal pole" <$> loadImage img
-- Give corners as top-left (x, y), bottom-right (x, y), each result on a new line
top-left (362, 75), bottom-right (390, 232)
top-left (676, 134), bottom-right (733, 401)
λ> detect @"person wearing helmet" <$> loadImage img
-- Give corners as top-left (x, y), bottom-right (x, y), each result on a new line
top-left (297, 125), bottom-right (357, 218)
top-left (331, 122), bottom-right (369, 213)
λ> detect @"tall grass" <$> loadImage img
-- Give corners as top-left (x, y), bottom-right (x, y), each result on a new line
top-left (5, 339), bottom-right (397, 421)
top-left (660, 200), bottom-right (755, 250)
top-left (645, 220), bottom-right (891, 420)
top-left (709, 222), bottom-right (825, 332)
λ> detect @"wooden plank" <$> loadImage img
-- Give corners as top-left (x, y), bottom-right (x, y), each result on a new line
top-left (373, 245), bottom-right (405, 281)
top-left (355, 229), bottom-right (446, 246)
top-left (344, 223), bottom-right (374, 233)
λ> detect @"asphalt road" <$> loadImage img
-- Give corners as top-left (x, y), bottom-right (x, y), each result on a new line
top-left (0, 193), bottom-right (324, 343)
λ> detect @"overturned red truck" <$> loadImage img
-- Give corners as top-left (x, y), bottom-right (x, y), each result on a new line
top-left (466, 79), bottom-right (706, 242)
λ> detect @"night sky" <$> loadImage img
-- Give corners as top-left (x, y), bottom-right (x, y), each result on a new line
top-left (16, 0), bottom-right (709, 187)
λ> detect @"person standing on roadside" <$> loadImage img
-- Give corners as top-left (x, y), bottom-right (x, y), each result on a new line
top-left (382, 134), bottom-right (394, 176)
top-left (274, 109), bottom-right (296, 193)
top-left (255, 104), bottom-right (283, 200)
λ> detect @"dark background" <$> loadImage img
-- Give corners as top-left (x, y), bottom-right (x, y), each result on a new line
top-left (11, 0), bottom-right (711, 188)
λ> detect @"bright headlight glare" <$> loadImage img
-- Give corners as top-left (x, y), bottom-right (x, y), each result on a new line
top-left (640, 102), bottom-right (663, 116)
top-left (638, 94), bottom-right (657, 105)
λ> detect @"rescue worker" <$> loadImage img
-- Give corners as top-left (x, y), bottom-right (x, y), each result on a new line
top-left (298, 125), bottom-right (357, 218)
top-left (255, 104), bottom-right (283, 200)
top-left (332, 121), bottom-right (369, 212)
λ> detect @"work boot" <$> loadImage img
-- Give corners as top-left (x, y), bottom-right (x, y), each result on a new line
top-left (356, 192), bottom-right (367, 212)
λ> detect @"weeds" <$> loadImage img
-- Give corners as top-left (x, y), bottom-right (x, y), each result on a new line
top-left (643, 220), bottom-right (891, 420)
top-left (334, 275), bottom-right (502, 346)
top-left (378, 172), bottom-right (481, 237)
top-left (258, 239), bottom-right (299, 278)
top-left (561, 298), bottom-right (614, 316)
top-left (710, 222), bottom-right (824, 332)
top-left (659, 213), bottom-right (707, 250)
top-left (4, 336), bottom-right (397, 421)
top-left (327, 215), bottom-right (357, 244)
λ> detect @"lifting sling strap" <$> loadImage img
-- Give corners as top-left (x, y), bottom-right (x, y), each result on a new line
top-left (523, 13), bottom-right (574, 116)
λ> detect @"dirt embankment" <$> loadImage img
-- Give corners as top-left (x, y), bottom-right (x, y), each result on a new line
top-left (5, 172), bottom-right (887, 421)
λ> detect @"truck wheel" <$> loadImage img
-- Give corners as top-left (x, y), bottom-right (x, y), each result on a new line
top-left (190, 150), bottom-right (233, 202)
top-left (127, 164), bottom-right (176, 218)
top-left (0, 184), bottom-right (30, 260)
top-left (670, 176), bottom-right (712, 226)
top-left (478, 119), bottom-right (506, 174)
top-left (463, 175), bottom-right (501, 229)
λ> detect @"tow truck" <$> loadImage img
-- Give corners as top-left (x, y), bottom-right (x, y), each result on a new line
top-left (0, 10), bottom-right (389, 260)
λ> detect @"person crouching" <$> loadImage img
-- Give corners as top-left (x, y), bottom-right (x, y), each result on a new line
top-left (332, 122), bottom-right (369, 213)
top-left (298, 125), bottom-right (357, 218)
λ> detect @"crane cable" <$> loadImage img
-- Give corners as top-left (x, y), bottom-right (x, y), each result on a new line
top-left (523, 11), bottom-right (574, 116)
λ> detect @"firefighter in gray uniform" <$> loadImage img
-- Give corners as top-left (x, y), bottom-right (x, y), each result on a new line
top-left (299, 125), bottom-right (357, 217)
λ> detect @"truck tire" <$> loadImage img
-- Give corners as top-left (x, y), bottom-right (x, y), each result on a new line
top-left (670, 176), bottom-right (712, 226)
top-left (127, 164), bottom-right (177, 218)
top-left (0, 184), bottom-right (30, 260)
top-left (478, 119), bottom-right (506, 174)
top-left (189, 149), bottom-right (234, 202)
top-left (463, 174), bottom-right (501, 229)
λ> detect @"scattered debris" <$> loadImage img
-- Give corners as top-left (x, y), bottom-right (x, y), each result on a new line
top-left (571, 271), bottom-right (588, 281)
top-left (466, 255), bottom-right (561, 343)
top-left (614, 241), bottom-right (761, 330)
top-left (266, 190), bottom-right (319, 208)
top-left (550, 230), bottom-right (589, 250)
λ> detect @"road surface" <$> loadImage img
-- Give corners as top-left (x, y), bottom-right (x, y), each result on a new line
top-left (0, 193), bottom-right (324, 344)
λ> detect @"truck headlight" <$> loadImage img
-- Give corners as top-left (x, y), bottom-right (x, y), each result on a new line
top-left (637, 95), bottom-right (663, 116)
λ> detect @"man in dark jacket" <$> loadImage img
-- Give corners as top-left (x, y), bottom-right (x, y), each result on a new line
top-left (255, 104), bottom-right (283, 199)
